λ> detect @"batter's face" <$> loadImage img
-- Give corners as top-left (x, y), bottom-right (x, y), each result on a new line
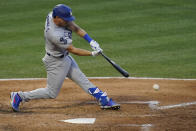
top-left (53, 16), bottom-right (68, 27)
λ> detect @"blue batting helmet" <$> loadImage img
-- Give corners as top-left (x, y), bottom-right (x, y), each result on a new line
top-left (52, 4), bottom-right (75, 21)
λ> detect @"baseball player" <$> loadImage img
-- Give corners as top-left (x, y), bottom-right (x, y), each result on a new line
top-left (10, 4), bottom-right (120, 112)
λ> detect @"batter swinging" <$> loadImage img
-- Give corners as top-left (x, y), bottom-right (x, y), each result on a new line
top-left (10, 4), bottom-right (120, 112)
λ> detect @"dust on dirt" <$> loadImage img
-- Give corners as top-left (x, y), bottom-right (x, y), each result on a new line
top-left (0, 78), bottom-right (196, 131)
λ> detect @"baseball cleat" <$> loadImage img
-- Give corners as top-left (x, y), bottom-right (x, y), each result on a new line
top-left (10, 92), bottom-right (22, 112)
top-left (100, 99), bottom-right (120, 110)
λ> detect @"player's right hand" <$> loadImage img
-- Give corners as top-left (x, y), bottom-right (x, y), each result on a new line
top-left (90, 40), bottom-right (101, 51)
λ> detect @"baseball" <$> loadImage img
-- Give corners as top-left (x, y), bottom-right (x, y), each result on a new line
top-left (153, 84), bottom-right (160, 90)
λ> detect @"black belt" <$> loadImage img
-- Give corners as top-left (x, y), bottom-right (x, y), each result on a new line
top-left (47, 52), bottom-right (64, 58)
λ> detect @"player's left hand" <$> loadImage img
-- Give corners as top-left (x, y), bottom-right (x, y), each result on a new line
top-left (92, 50), bottom-right (102, 57)
top-left (90, 40), bottom-right (102, 51)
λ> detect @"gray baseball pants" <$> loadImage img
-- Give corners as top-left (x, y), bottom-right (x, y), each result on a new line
top-left (18, 54), bottom-right (95, 102)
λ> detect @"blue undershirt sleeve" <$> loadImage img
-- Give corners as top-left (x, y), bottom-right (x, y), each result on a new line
top-left (83, 34), bottom-right (93, 43)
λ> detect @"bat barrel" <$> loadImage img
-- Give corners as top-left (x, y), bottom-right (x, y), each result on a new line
top-left (100, 52), bottom-right (129, 78)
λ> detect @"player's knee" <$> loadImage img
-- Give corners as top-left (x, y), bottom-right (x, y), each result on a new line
top-left (47, 89), bottom-right (58, 99)
top-left (49, 93), bottom-right (57, 99)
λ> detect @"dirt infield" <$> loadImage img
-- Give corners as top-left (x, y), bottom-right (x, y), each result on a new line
top-left (0, 78), bottom-right (196, 131)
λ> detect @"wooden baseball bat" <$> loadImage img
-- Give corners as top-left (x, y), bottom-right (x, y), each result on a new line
top-left (100, 52), bottom-right (129, 77)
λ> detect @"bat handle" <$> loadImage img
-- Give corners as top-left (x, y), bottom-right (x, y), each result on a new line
top-left (100, 52), bottom-right (104, 56)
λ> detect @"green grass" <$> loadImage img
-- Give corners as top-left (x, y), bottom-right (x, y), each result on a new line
top-left (0, 0), bottom-right (196, 78)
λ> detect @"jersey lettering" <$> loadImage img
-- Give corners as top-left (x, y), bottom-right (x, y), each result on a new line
top-left (64, 31), bottom-right (72, 39)
top-left (45, 15), bottom-right (50, 32)
top-left (60, 37), bottom-right (67, 44)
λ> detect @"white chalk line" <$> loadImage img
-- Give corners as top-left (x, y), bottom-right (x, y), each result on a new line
top-left (115, 124), bottom-right (153, 131)
top-left (62, 100), bottom-right (196, 110)
top-left (121, 100), bottom-right (196, 110)
top-left (119, 101), bottom-right (159, 105)
top-left (61, 100), bottom-right (159, 105)
top-left (150, 101), bottom-right (196, 110)
top-left (117, 114), bottom-right (157, 117)
top-left (0, 77), bottom-right (196, 81)
top-left (115, 124), bottom-right (153, 127)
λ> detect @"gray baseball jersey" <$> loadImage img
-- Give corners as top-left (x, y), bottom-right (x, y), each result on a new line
top-left (44, 12), bottom-right (72, 57)
top-left (18, 12), bottom-right (95, 102)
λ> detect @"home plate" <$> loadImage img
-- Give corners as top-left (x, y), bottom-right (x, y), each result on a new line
top-left (60, 118), bottom-right (96, 124)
